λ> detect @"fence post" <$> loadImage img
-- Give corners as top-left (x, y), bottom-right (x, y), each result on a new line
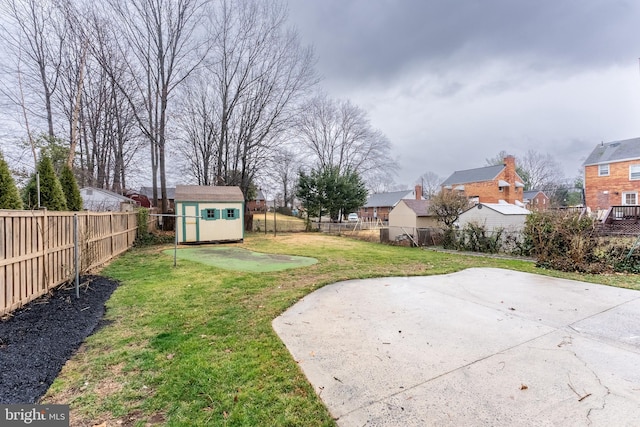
top-left (74, 214), bottom-right (79, 299)
top-left (42, 208), bottom-right (49, 292)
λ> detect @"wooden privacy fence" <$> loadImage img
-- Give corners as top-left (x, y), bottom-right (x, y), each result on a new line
top-left (0, 209), bottom-right (138, 316)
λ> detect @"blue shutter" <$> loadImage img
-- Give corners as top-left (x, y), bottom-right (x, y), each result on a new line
top-left (214, 208), bottom-right (220, 220)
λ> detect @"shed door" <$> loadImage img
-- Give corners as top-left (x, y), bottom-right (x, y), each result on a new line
top-left (182, 203), bottom-right (199, 242)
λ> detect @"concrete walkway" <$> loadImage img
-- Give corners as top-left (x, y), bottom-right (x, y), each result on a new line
top-left (273, 268), bottom-right (640, 426)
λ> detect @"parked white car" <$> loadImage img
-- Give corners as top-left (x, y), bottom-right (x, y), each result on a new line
top-left (347, 213), bottom-right (359, 222)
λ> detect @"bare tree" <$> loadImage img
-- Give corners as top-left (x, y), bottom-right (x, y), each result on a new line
top-left (100, 0), bottom-right (208, 213)
top-left (518, 149), bottom-right (565, 191)
top-left (1, 0), bottom-right (65, 140)
top-left (417, 171), bottom-right (442, 198)
top-left (484, 150), bottom-right (510, 167)
top-left (429, 190), bottom-right (471, 228)
top-left (268, 145), bottom-right (300, 208)
top-left (176, 76), bottom-right (220, 185)
top-left (177, 0), bottom-right (316, 200)
top-left (295, 94), bottom-right (396, 185)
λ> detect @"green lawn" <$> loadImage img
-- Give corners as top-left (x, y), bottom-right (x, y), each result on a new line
top-left (43, 233), bottom-right (640, 426)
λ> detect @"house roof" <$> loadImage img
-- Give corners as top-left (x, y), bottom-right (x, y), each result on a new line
top-left (470, 202), bottom-right (530, 215)
top-left (363, 190), bottom-right (416, 208)
top-left (81, 187), bottom-right (134, 202)
top-left (399, 199), bottom-right (433, 216)
top-left (139, 186), bottom-right (176, 200)
top-left (174, 185), bottom-right (244, 202)
top-left (583, 137), bottom-right (640, 166)
top-left (523, 190), bottom-right (545, 200)
top-left (441, 164), bottom-right (504, 186)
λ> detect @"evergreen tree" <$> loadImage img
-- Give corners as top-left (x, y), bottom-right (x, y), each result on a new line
top-left (0, 152), bottom-right (23, 209)
top-left (59, 164), bottom-right (83, 211)
top-left (296, 166), bottom-right (368, 222)
top-left (22, 155), bottom-right (68, 211)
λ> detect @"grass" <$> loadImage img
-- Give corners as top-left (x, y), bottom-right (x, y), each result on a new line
top-left (43, 232), bottom-right (640, 426)
top-left (251, 212), bottom-right (307, 232)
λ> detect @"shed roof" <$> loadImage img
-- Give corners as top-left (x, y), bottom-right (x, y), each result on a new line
top-left (175, 185), bottom-right (244, 202)
top-left (583, 137), bottom-right (640, 166)
top-left (399, 199), bottom-right (433, 217)
top-left (364, 190), bottom-right (416, 208)
top-left (471, 203), bottom-right (530, 215)
top-left (441, 164), bottom-right (504, 186)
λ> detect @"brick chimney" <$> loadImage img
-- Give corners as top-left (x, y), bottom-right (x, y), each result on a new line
top-left (415, 185), bottom-right (423, 200)
top-left (503, 155), bottom-right (516, 184)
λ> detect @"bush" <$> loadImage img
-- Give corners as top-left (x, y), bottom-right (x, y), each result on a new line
top-left (22, 154), bottom-right (67, 211)
top-left (59, 164), bottom-right (83, 211)
top-left (0, 151), bottom-right (23, 209)
top-left (456, 223), bottom-right (503, 254)
top-left (136, 208), bottom-right (150, 241)
top-left (523, 211), bottom-right (604, 272)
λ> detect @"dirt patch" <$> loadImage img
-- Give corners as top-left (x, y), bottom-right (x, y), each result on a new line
top-left (0, 276), bottom-right (118, 404)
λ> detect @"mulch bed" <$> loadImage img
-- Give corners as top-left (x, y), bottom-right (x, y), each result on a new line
top-left (0, 276), bottom-right (118, 404)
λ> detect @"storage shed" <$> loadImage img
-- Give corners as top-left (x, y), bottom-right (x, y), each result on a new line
top-left (388, 199), bottom-right (438, 242)
top-left (457, 202), bottom-right (530, 232)
top-left (175, 185), bottom-right (244, 244)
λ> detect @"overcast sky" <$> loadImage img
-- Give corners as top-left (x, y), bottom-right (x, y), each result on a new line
top-left (287, 0), bottom-right (640, 188)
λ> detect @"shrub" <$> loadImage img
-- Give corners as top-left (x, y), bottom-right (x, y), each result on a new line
top-left (136, 208), bottom-right (150, 241)
top-left (523, 211), bottom-right (602, 272)
top-left (22, 155), bottom-right (67, 211)
top-left (0, 151), bottom-right (23, 209)
top-left (59, 164), bottom-right (83, 211)
top-left (457, 223), bottom-right (503, 253)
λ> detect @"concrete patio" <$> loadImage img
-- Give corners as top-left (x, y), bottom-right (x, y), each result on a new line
top-left (273, 268), bottom-right (640, 426)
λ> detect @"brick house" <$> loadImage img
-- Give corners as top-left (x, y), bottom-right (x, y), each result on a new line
top-left (441, 155), bottom-right (525, 205)
top-left (583, 138), bottom-right (640, 213)
top-left (358, 185), bottom-right (423, 222)
top-left (523, 190), bottom-right (549, 211)
top-left (247, 189), bottom-right (267, 212)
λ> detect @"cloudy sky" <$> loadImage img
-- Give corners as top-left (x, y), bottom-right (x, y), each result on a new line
top-left (286, 0), bottom-right (640, 187)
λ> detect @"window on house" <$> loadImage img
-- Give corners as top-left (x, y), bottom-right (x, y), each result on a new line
top-left (623, 192), bottom-right (638, 205)
top-left (498, 186), bottom-right (504, 192)
top-left (630, 165), bottom-right (640, 180)
top-left (598, 164), bottom-right (610, 176)
top-left (225, 208), bottom-right (237, 219)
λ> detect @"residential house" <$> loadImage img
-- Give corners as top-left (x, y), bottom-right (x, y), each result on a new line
top-left (457, 202), bottom-right (531, 233)
top-left (358, 185), bottom-right (423, 223)
top-left (247, 189), bottom-right (267, 212)
top-left (441, 155), bottom-right (525, 205)
top-left (523, 190), bottom-right (549, 211)
top-left (174, 185), bottom-right (244, 244)
top-left (583, 138), bottom-right (640, 214)
top-left (80, 187), bottom-right (138, 212)
top-left (139, 186), bottom-right (176, 210)
top-left (388, 199), bottom-right (439, 244)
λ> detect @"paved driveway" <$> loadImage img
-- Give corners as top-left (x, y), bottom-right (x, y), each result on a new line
top-left (273, 268), bottom-right (640, 426)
